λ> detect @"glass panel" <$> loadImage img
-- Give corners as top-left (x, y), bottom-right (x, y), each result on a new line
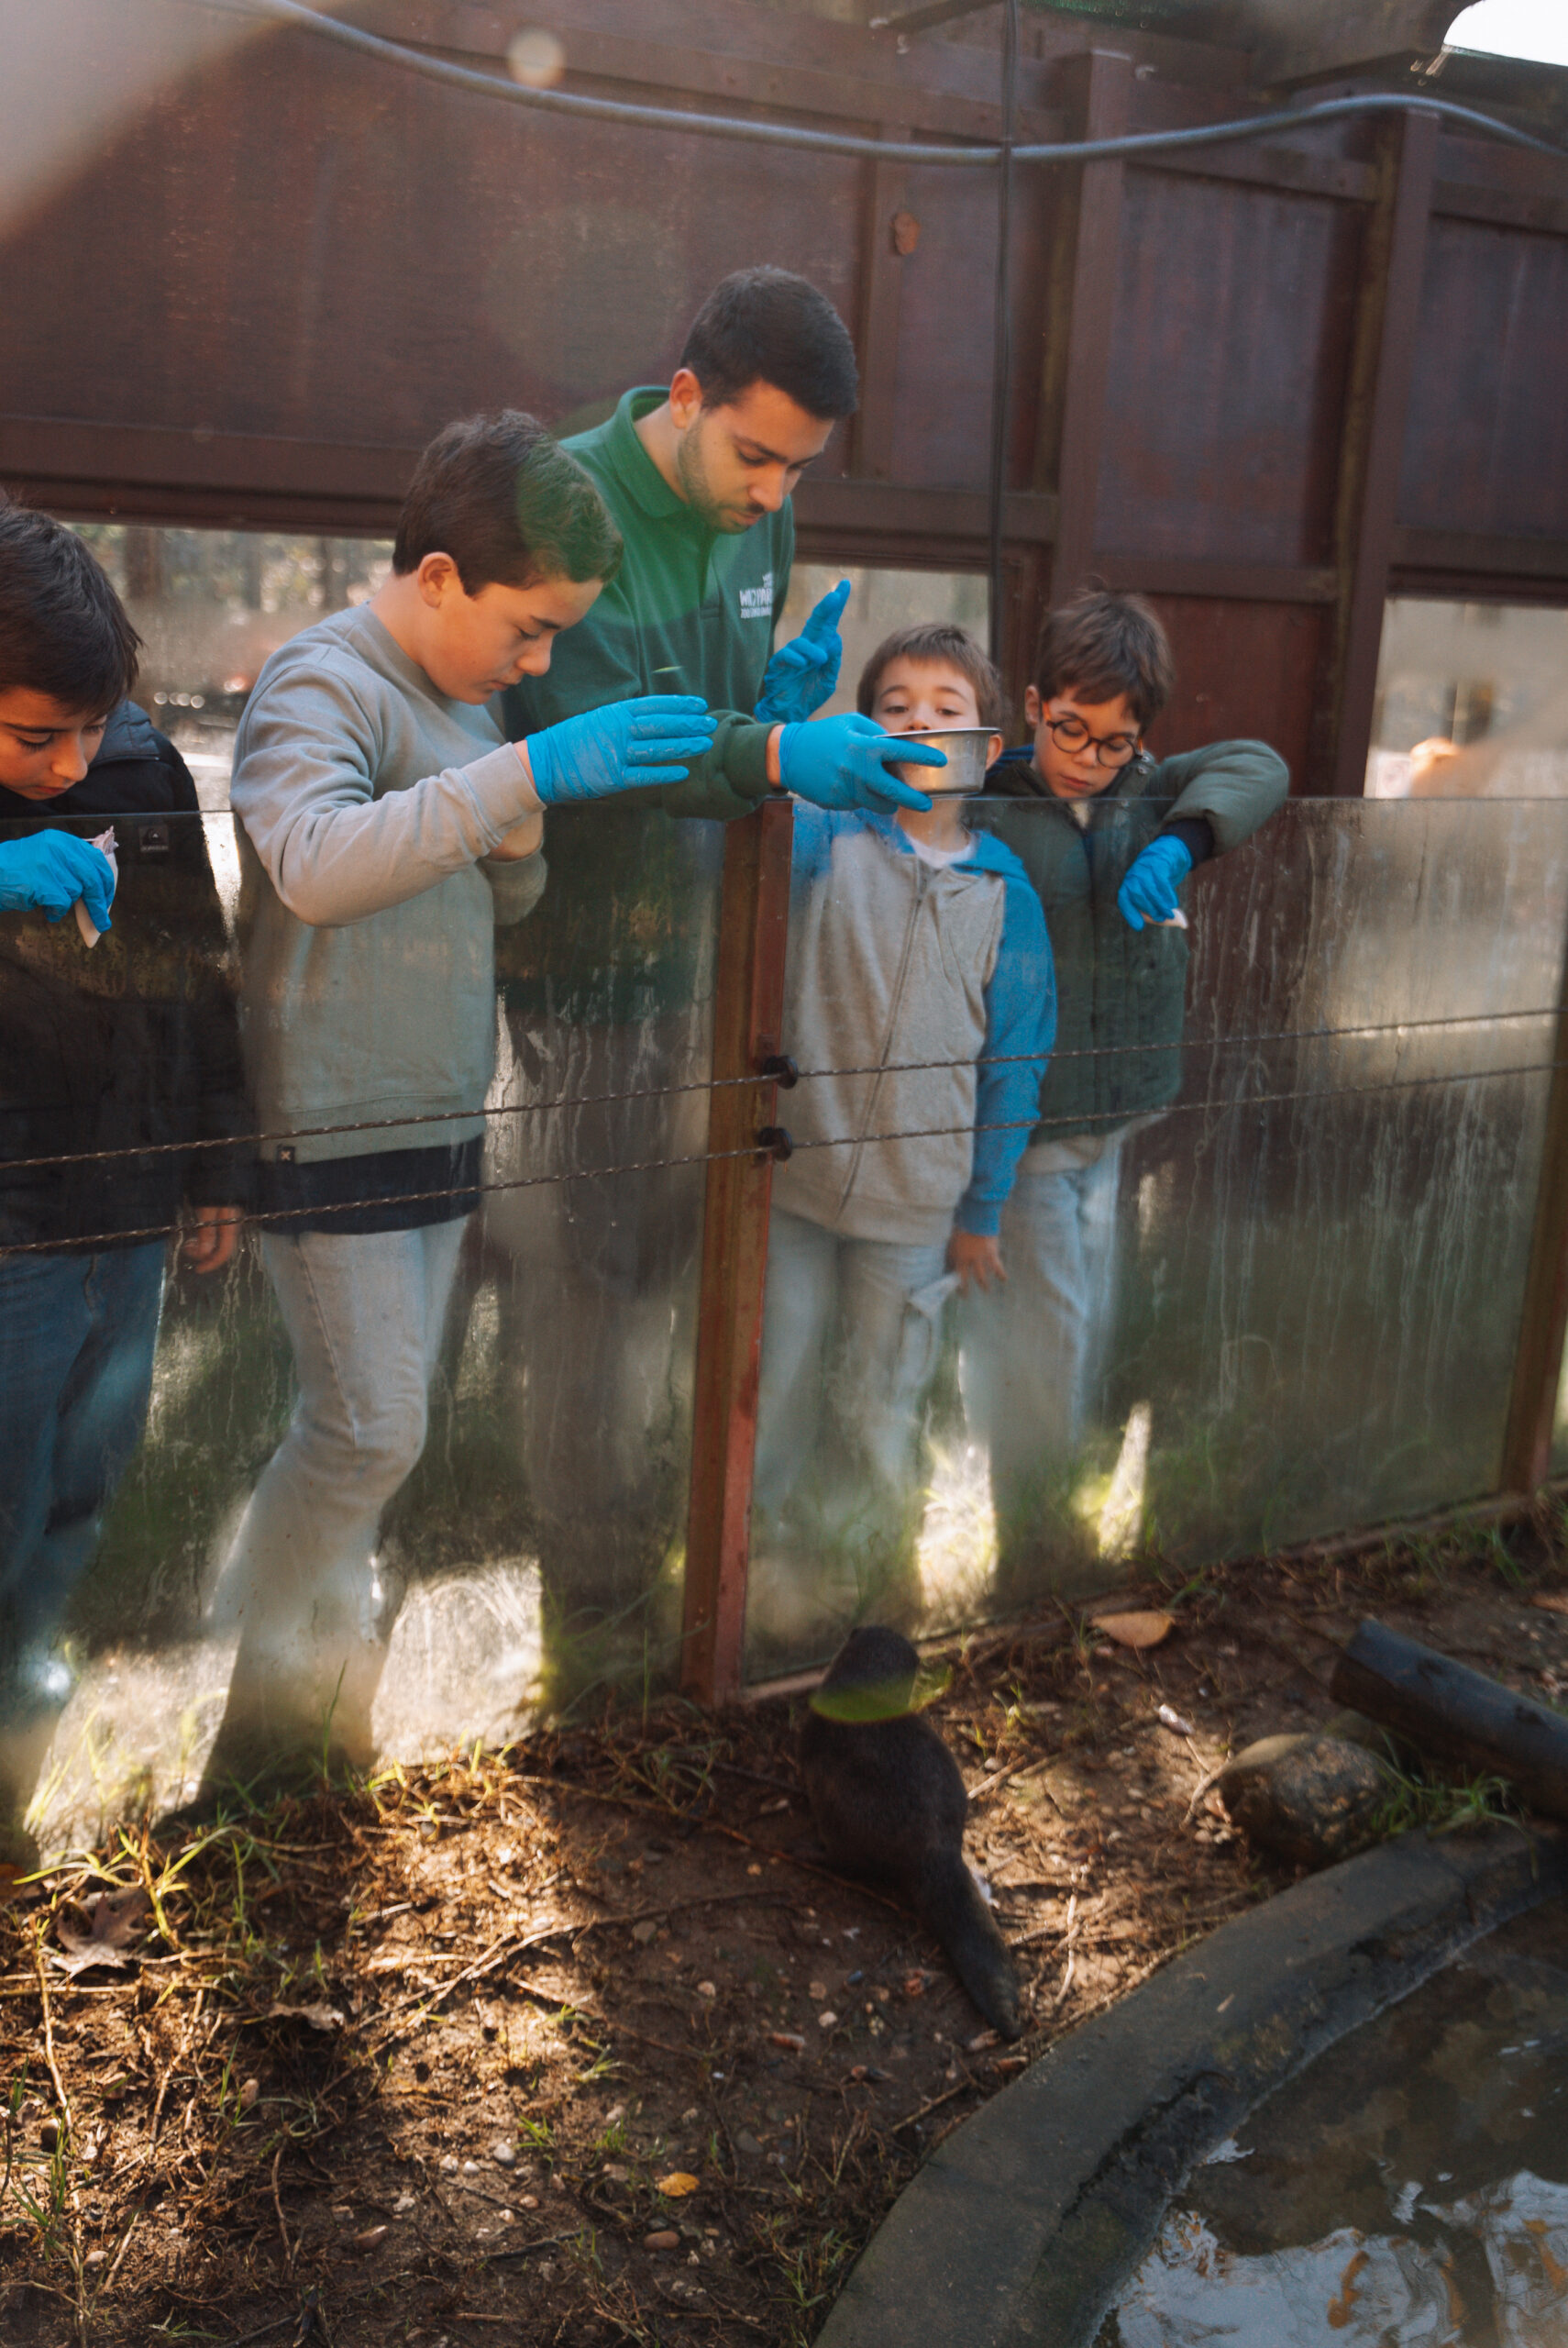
top-left (1, 504), bottom-right (720, 1850)
top-left (1366, 597), bottom-right (1568, 797)
top-left (0, 798), bottom-right (714, 1851)
top-left (744, 792), bottom-right (1568, 1681)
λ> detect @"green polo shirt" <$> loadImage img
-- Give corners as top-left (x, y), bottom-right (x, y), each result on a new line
top-left (498, 387), bottom-right (790, 1023)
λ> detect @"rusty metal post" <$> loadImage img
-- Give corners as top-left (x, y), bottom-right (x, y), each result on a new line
top-left (1500, 934), bottom-right (1568, 1494)
top-left (681, 799), bottom-right (794, 1704)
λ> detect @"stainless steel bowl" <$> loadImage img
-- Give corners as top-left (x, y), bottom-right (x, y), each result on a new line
top-left (889, 725), bottom-right (996, 795)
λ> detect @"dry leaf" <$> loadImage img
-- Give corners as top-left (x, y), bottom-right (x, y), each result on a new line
top-left (1088, 1609), bottom-right (1174, 1651)
top-left (655, 2171), bottom-right (700, 2198)
top-left (768, 2031), bottom-right (805, 2051)
top-left (1530, 1591), bottom-right (1568, 1618)
top-left (53, 1888), bottom-right (151, 1976)
top-left (261, 2002), bottom-right (343, 2032)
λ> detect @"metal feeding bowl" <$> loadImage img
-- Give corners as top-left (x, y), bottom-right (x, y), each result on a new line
top-left (889, 725), bottom-right (997, 796)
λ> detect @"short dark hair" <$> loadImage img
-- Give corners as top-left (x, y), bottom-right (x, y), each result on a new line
top-left (0, 495), bottom-right (139, 714)
top-left (1032, 588), bottom-right (1174, 731)
top-left (393, 410), bottom-right (622, 592)
top-left (679, 268), bottom-right (859, 420)
top-left (858, 623), bottom-right (1005, 732)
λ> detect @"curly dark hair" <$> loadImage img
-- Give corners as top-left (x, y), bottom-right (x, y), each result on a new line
top-left (1032, 588), bottom-right (1175, 730)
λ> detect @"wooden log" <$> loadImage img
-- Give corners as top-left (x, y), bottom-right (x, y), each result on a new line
top-left (1331, 1619), bottom-right (1568, 1822)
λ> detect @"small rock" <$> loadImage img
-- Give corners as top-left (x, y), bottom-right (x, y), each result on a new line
top-left (696, 1979), bottom-right (717, 1999)
top-left (818, 2010), bottom-right (838, 2030)
top-left (734, 2131), bottom-right (764, 2157)
top-left (769, 2031), bottom-right (805, 2052)
top-left (1218, 1733), bottom-right (1390, 1868)
top-left (901, 1973), bottom-right (929, 2000)
top-left (38, 2119), bottom-right (61, 2154)
top-left (349, 2225), bottom-right (389, 2252)
top-left (239, 2077), bottom-right (260, 2112)
top-left (491, 2141), bottom-right (517, 2169)
top-left (807, 1980), bottom-right (827, 2000)
top-left (393, 2193), bottom-right (416, 2214)
top-left (632, 1921), bottom-right (657, 1944)
top-left (439, 2154), bottom-right (459, 2174)
top-left (462, 2159), bottom-right (480, 2176)
top-left (646, 2230), bottom-right (679, 2252)
top-left (83, 2250), bottom-right (107, 2270)
top-left (602, 2162), bottom-right (631, 2184)
top-left (520, 2194), bottom-right (540, 2210)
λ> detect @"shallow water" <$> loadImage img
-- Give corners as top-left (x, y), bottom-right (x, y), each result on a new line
top-left (1099, 1896), bottom-right (1568, 2348)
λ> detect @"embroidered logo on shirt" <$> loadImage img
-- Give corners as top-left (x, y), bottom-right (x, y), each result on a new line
top-left (737, 572), bottom-right (774, 621)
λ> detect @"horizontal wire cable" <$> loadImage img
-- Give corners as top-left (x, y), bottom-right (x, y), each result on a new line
top-left (0, 1003), bottom-right (1554, 1178)
top-left (4, 1051), bottom-right (1560, 1258)
top-left (198, 0), bottom-right (1568, 166)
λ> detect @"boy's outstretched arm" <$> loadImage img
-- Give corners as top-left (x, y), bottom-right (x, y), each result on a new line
top-left (1149, 738), bottom-right (1290, 854)
top-left (235, 668), bottom-right (714, 928)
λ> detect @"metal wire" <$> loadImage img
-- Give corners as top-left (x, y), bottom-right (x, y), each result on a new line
top-left (0, 1003), bottom-right (1556, 1180)
top-left (4, 1050), bottom-right (1560, 1259)
top-left (202, 0), bottom-right (1568, 167)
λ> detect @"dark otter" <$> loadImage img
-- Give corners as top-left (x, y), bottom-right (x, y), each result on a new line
top-left (799, 1625), bottom-right (1021, 2040)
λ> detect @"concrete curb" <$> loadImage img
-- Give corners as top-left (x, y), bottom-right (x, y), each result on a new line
top-left (814, 1822), bottom-right (1568, 2348)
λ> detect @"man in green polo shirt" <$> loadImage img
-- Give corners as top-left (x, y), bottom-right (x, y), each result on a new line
top-left (492, 269), bottom-right (941, 1646)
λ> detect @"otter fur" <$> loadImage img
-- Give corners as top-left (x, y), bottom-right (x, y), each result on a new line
top-left (799, 1626), bottom-right (1021, 2040)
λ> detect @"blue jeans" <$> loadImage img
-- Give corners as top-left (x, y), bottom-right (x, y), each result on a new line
top-left (961, 1143), bottom-right (1125, 1536)
top-left (754, 1208), bottom-right (954, 1526)
top-left (0, 1242), bottom-right (166, 1663)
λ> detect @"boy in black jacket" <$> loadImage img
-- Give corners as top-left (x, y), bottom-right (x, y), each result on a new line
top-left (0, 499), bottom-right (248, 1722)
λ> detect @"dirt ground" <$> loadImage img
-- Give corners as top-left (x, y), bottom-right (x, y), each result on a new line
top-left (3, 1507), bottom-right (1567, 2348)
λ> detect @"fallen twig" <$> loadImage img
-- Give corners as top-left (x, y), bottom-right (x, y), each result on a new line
top-left (31, 1923), bottom-right (72, 2140)
top-left (270, 2144), bottom-right (293, 2270)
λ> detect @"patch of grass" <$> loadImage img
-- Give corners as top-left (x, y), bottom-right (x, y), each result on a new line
top-left (1373, 1755), bottom-right (1519, 1840)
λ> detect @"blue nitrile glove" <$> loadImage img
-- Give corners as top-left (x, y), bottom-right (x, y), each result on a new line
top-left (525, 695), bottom-right (718, 805)
top-left (779, 713), bottom-right (944, 814)
top-left (1118, 834), bottom-right (1193, 931)
top-left (0, 832), bottom-right (116, 932)
top-left (755, 580), bottom-right (851, 724)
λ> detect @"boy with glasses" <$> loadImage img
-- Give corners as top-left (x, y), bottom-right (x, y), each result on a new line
top-left (964, 589), bottom-right (1287, 1591)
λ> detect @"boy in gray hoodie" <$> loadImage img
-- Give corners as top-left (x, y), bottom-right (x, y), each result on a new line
top-left (753, 625), bottom-right (1054, 1633)
top-left (215, 412), bottom-right (715, 1766)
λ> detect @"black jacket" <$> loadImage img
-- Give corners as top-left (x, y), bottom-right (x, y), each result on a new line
top-left (0, 702), bottom-right (251, 1249)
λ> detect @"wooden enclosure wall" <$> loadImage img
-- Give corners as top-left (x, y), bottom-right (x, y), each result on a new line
top-left (3, 0), bottom-right (1566, 794)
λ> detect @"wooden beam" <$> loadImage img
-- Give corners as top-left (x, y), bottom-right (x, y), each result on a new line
top-left (853, 127), bottom-right (914, 483)
top-left (348, 0), bottom-right (1068, 145)
top-left (1037, 49), bottom-right (1133, 610)
top-left (1096, 555), bottom-right (1339, 603)
top-left (1500, 933), bottom-right (1568, 1494)
top-left (1392, 526), bottom-right (1568, 586)
top-left (680, 800), bottom-right (794, 1706)
top-left (1321, 105), bottom-right (1440, 799)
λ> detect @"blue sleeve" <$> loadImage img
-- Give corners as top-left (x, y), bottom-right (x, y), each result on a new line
top-left (956, 869), bottom-right (1056, 1236)
top-left (788, 803), bottom-right (864, 890)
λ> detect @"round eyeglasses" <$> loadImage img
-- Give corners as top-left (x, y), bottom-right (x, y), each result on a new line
top-left (1043, 713), bottom-right (1141, 768)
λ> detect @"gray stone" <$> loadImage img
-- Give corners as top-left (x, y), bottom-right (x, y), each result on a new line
top-left (1219, 1733), bottom-right (1391, 1868)
top-left (734, 2131), bottom-right (765, 2157)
